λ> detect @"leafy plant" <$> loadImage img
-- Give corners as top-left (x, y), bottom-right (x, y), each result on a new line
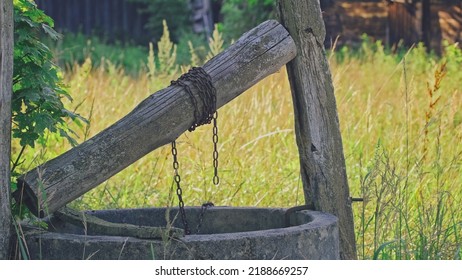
top-left (12, 0), bottom-right (84, 173)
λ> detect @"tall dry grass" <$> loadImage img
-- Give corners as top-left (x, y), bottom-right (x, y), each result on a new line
top-left (331, 40), bottom-right (462, 259)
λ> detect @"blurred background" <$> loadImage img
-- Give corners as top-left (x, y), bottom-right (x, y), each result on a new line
top-left (35, 0), bottom-right (462, 54)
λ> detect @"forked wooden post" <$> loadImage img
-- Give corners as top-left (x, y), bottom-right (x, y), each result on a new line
top-left (14, 20), bottom-right (297, 218)
top-left (277, 0), bottom-right (357, 259)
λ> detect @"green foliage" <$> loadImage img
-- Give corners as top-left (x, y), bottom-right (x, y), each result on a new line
top-left (129, 0), bottom-right (190, 42)
top-left (442, 41), bottom-right (462, 79)
top-left (64, 32), bottom-right (199, 73)
top-left (126, 0), bottom-right (204, 66)
top-left (176, 31), bottom-right (209, 66)
top-left (12, 0), bottom-right (83, 152)
top-left (48, 31), bottom-right (206, 75)
top-left (49, 32), bottom-right (149, 75)
top-left (220, 0), bottom-right (275, 41)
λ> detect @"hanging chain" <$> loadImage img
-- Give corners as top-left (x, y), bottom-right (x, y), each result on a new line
top-left (169, 67), bottom-right (218, 236)
top-left (193, 112), bottom-right (220, 234)
top-left (171, 141), bottom-right (191, 235)
top-left (212, 111), bottom-right (219, 186)
top-left (195, 202), bottom-right (214, 234)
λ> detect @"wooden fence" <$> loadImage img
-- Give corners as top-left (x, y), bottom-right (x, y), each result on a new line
top-left (35, 0), bottom-right (214, 44)
top-left (388, 1), bottom-right (421, 47)
top-left (35, 0), bottom-right (150, 43)
top-left (322, 0), bottom-right (462, 52)
top-left (387, 0), bottom-right (462, 53)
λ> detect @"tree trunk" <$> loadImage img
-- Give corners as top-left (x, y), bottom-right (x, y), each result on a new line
top-left (14, 20), bottom-right (297, 218)
top-left (0, 0), bottom-right (14, 260)
top-left (277, 0), bottom-right (357, 259)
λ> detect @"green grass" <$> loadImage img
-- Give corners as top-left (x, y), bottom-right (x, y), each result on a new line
top-left (46, 32), bottom-right (150, 75)
top-left (47, 29), bottom-right (211, 75)
top-left (13, 31), bottom-right (462, 259)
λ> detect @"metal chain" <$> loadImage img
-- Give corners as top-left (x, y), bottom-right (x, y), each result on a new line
top-left (212, 111), bottom-right (220, 186)
top-left (171, 67), bottom-right (217, 132)
top-left (171, 141), bottom-right (191, 235)
top-left (195, 202), bottom-right (214, 234)
top-left (193, 112), bottom-right (219, 234)
top-left (169, 67), bottom-right (218, 236)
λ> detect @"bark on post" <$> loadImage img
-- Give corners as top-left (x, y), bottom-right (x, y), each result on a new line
top-left (14, 20), bottom-right (297, 218)
top-left (277, 0), bottom-right (357, 259)
top-left (0, 0), bottom-right (14, 260)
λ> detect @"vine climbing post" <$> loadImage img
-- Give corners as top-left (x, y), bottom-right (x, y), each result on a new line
top-left (0, 0), bottom-right (14, 260)
top-left (277, 0), bottom-right (357, 259)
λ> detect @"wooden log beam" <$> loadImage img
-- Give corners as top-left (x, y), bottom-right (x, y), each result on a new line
top-left (0, 0), bottom-right (14, 260)
top-left (277, 0), bottom-right (357, 259)
top-left (14, 20), bottom-right (297, 218)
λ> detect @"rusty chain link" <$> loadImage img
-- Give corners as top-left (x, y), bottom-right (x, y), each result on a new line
top-left (195, 202), bottom-right (214, 234)
top-left (212, 112), bottom-right (219, 186)
top-left (171, 141), bottom-right (191, 235)
top-left (171, 67), bottom-right (217, 132)
top-left (169, 67), bottom-right (219, 235)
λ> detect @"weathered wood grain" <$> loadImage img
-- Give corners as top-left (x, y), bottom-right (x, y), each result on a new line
top-left (14, 20), bottom-right (297, 217)
top-left (0, 0), bottom-right (14, 260)
top-left (277, 0), bottom-right (357, 259)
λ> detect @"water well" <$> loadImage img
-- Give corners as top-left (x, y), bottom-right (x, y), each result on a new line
top-left (13, 4), bottom-right (356, 260)
top-left (23, 207), bottom-right (339, 260)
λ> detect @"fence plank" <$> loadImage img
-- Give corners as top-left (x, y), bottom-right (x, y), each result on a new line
top-left (14, 20), bottom-right (297, 218)
top-left (0, 0), bottom-right (14, 260)
top-left (277, 0), bottom-right (357, 259)
top-left (35, 0), bottom-right (150, 43)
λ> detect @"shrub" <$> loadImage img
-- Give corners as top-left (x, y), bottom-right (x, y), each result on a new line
top-left (220, 0), bottom-right (275, 41)
top-left (12, 0), bottom-right (83, 175)
top-left (129, 0), bottom-right (190, 43)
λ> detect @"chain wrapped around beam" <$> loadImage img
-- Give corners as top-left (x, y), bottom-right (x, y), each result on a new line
top-left (169, 67), bottom-right (219, 235)
top-left (171, 67), bottom-right (217, 131)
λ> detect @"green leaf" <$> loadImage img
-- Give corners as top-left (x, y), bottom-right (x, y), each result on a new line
top-left (373, 240), bottom-right (398, 260)
top-left (42, 23), bottom-right (62, 40)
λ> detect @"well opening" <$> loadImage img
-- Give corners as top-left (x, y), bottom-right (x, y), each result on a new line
top-left (23, 207), bottom-right (339, 260)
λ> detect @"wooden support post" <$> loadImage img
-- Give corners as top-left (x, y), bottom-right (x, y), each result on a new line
top-left (14, 20), bottom-right (297, 218)
top-left (277, 0), bottom-right (357, 259)
top-left (0, 0), bottom-right (14, 260)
